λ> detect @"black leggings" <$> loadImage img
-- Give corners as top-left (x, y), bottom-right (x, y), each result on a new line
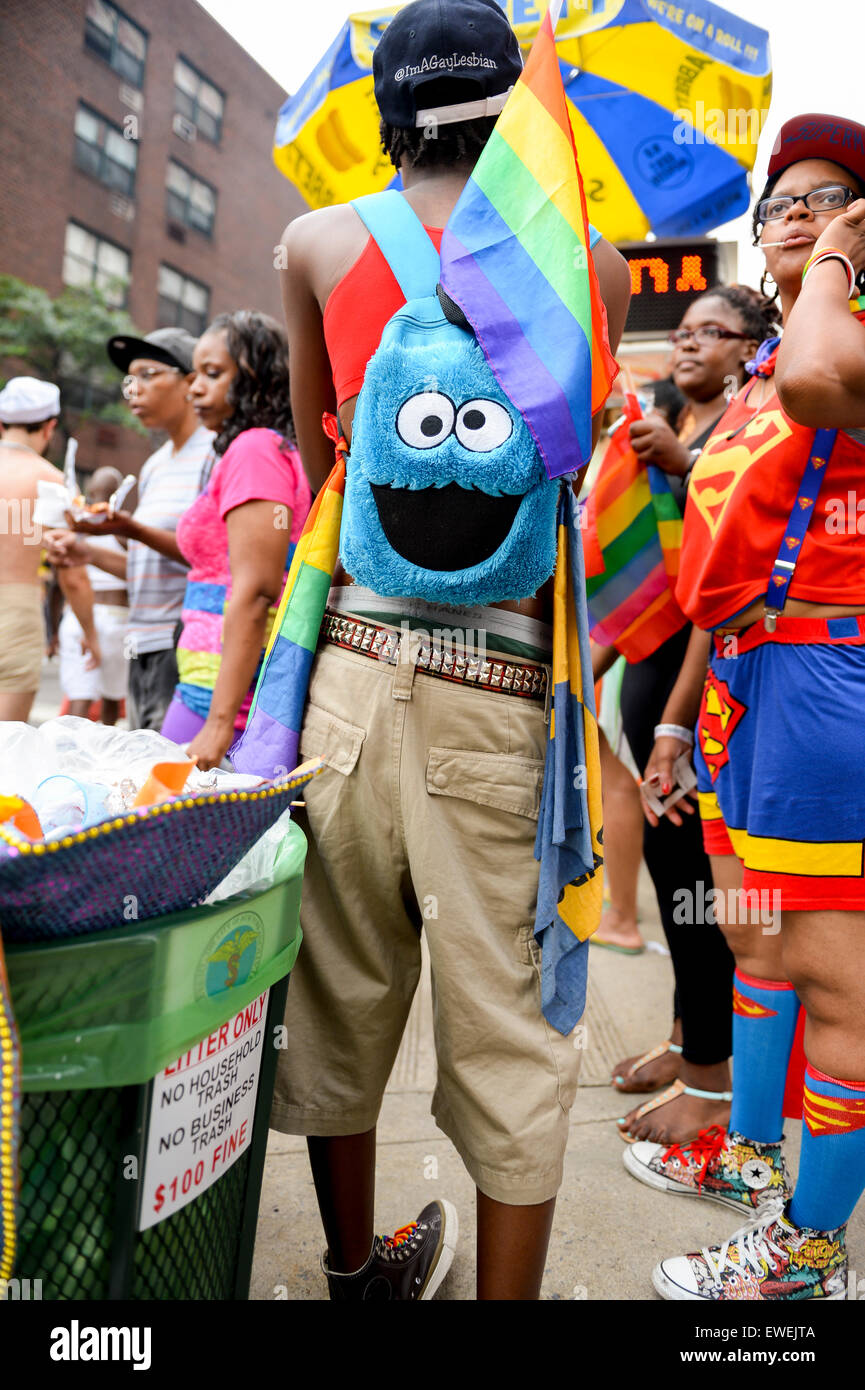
top-left (619, 625), bottom-right (733, 1066)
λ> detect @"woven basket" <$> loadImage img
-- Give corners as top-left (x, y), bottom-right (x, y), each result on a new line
top-left (0, 770), bottom-right (313, 943)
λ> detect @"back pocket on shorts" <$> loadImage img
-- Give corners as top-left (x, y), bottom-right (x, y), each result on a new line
top-left (425, 746), bottom-right (544, 820)
top-left (298, 702), bottom-right (366, 777)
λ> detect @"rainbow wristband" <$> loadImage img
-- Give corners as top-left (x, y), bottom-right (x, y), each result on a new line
top-left (802, 248), bottom-right (857, 297)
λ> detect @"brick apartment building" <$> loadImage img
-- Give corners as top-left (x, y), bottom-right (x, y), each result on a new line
top-left (0, 0), bottom-right (303, 473)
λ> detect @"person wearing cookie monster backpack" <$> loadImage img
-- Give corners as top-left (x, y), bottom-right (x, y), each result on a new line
top-left (232, 0), bottom-right (630, 1301)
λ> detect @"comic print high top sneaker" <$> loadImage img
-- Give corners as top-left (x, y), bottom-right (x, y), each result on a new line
top-left (653, 1204), bottom-right (848, 1300)
top-left (322, 1199), bottom-right (459, 1300)
top-left (623, 1126), bottom-right (791, 1214)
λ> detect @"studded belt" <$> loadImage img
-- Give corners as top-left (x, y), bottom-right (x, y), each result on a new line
top-left (320, 610), bottom-right (548, 701)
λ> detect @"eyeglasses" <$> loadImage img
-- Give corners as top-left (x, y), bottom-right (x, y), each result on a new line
top-left (756, 184), bottom-right (856, 223)
top-left (668, 325), bottom-right (751, 346)
top-left (121, 366), bottom-right (182, 399)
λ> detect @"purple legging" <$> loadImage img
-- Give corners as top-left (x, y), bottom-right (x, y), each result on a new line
top-left (160, 692), bottom-right (206, 745)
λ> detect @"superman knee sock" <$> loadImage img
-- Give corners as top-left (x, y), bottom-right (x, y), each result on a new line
top-left (788, 1064), bottom-right (865, 1232)
top-left (729, 971), bottom-right (800, 1143)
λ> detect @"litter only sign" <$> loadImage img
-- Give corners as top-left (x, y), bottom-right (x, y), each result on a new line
top-left (138, 989), bottom-right (269, 1230)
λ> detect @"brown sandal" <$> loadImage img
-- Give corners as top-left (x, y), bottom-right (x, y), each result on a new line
top-left (617, 1079), bottom-right (733, 1143)
top-left (618, 1080), bottom-right (687, 1143)
top-left (612, 1039), bottom-right (683, 1093)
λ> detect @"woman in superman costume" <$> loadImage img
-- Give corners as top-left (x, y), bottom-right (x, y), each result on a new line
top-left (624, 113), bottom-right (865, 1302)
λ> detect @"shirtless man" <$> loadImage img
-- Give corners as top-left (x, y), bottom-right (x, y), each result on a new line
top-left (274, 0), bottom-right (631, 1300)
top-left (0, 377), bottom-right (99, 722)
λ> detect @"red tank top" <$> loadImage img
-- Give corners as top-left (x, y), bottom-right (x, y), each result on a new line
top-left (323, 228), bottom-right (444, 409)
top-left (676, 329), bottom-right (865, 629)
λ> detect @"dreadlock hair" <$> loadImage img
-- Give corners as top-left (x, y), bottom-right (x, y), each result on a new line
top-left (380, 77), bottom-right (498, 172)
top-left (206, 310), bottom-right (295, 457)
top-left (751, 167), bottom-right (865, 299)
top-left (699, 282), bottom-right (781, 345)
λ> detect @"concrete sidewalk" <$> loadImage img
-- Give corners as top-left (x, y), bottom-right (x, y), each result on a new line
top-left (250, 874), bottom-right (865, 1301)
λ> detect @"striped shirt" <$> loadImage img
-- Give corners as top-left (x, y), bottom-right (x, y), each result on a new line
top-left (126, 426), bottom-right (214, 655)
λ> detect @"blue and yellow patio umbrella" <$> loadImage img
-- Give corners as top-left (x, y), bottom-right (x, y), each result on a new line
top-left (274, 0), bottom-right (772, 241)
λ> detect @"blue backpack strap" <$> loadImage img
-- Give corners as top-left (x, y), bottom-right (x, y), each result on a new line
top-left (762, 426), bottom-right (837, 631)
top-left (351, 190), bottom-right (440, 301)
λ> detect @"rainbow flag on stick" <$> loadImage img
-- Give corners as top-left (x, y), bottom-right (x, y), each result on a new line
top-left (232, 453), bottom-right (345, 777)
top-left (583, 393), bottom-right (687, 662)
top-left (439, 0), bottom-right (616, 481)
top-left (441, 1), bottom-right (614, 1030)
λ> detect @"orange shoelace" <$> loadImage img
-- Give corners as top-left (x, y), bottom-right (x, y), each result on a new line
top-left (383, 1222), bottom-right (418, 1249)
top-left (661, 1125), bottom-right (728, 1190)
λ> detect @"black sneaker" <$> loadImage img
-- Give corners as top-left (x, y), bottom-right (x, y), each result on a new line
top-left (322, 1199), bottom-right (459, 1301)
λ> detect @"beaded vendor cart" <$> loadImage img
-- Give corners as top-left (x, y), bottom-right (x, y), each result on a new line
top-left (0, 768), bottom-right (313, 1299)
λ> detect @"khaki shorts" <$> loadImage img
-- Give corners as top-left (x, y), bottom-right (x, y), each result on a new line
top-left (0, 583), bottom-right (44, 692)
top-left (271, 627), bottom-right (582, 1205)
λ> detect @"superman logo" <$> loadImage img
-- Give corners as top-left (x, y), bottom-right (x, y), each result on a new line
top-left (699, 670), bottom-right (747, 782)
top-left (733, 985), bottom-right (777, 1019)
top-left (803, 1084), bottom-right (865, 1137)
top-left (689, 410), bottom-right (793, 539)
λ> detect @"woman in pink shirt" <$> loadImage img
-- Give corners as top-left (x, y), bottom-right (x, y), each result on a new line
top-left (160, 310), bottom-right (311, 769)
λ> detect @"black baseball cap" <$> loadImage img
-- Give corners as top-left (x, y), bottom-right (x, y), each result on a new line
top-left (373, 0), bottom-right (523, 129)
top-left (106, 326), bottom-right (198, 375)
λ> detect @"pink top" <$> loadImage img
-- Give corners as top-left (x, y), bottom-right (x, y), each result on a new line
top-left (174, 428), bottom-right (311, 727)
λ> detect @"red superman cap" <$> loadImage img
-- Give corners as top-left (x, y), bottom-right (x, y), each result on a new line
top-left (767, 113), bottom-right (865, 187)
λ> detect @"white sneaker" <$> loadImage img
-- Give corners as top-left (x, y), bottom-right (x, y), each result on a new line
top-left (653, 1205), bottom-right (848, 1301)
top-left (623, 1125), bottom-right (790, 1214)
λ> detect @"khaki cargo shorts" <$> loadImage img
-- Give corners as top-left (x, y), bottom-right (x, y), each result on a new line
top-left (271, 622), bottom-right (582, 1205)
top-left (0, 583), bottom-right (44, 692)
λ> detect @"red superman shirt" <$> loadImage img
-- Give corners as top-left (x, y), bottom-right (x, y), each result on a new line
top-left (676, 316), bottom-right (865, 630)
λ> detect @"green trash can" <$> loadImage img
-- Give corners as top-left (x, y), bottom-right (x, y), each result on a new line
top-left (6, 819), bottom-right (306, 1301)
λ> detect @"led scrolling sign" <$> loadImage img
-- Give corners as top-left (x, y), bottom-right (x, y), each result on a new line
top-left (620, 239), bottom-right (721, 336)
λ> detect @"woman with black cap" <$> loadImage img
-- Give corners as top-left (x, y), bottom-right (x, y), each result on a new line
top-left (623, 113), bottom-right (865, 1302)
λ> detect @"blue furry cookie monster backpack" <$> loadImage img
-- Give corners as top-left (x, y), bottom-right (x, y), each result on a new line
top-left (339, 189), bottom-right (560, 605)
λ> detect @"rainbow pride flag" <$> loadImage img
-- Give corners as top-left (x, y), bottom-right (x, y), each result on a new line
top-left (583, 394), bottom-right (687, 662)
top-left (439, 0), bottom-right (616, 481)
top-left (231, 453), bottom-right (345, 777)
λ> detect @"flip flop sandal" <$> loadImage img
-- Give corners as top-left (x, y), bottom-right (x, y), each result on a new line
top-left (612, 1039), bottom-right (682, 1092)
top-left (617, 1080), bottom-right (733, 1143)
top-left (590, 936), bottom-right (646, 956)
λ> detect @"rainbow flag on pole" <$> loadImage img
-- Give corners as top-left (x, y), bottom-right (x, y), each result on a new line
top-left (439, 0), bottom-right (616, 481)
top-left (232, 455), bottom-right (345, 777)
top-left (583, 394), bottom-right (687, 662)
top-left (441, 1), bottom-right (614, 1030)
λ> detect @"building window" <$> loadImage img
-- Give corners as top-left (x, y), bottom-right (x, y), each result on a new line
top-left (62, 222), bottom-right (131, 307)
top-left (157, 265), bottom-right (210, 337)
top-left (174, 57), bottom-right (225, 144)
top-left (165, 161), bottom-right (216, 237)
top-left (75, 104), bottom-right (137, 196)
top-left (84, 0), bottom-right (147, 88)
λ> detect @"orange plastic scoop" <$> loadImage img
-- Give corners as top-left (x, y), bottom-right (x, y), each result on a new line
top-left (0, 795), bottom-right (43, 839)
top-left (132, 759), bottom-right (196, 808)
